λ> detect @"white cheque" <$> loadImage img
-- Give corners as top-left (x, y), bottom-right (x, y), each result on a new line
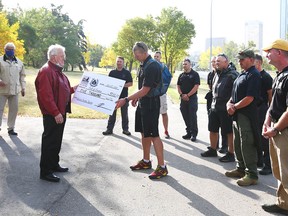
top-left (72, 72), bottom-right (125, 115)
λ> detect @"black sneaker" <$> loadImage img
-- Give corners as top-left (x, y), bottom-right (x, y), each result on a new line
top-left (122, 130), bottom-right (131, 136)
top-left (259, 166), bottom-right (272, 175)
top-left (218, 146), bottom-right (228, 153)
top-left (182, 134), bottom-right (191, 140)
top-left (219, 152), bottom-right (235, 162)
top-left (102, 130), bottom-right (113, 135)
top-left (190, 136), bottom-right (197, 142)
top-left (201, 147), bottom-right (217, 157)
top-left (8, 129), bottom-right (18, 136)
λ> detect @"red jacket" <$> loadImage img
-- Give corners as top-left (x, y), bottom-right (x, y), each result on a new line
top-left (35, 61), bottom-right (74, 116)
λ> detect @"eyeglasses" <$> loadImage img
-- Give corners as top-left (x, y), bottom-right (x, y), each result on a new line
top-left (217, 53), bottom-right (228, 61)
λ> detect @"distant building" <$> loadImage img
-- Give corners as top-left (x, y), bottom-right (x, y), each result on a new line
top-left (205, 37), bottom-right (226, 50)
top-left (245, 20), bottom-right (263, 54)
top-left (280, 0), bottom-right (288, 39)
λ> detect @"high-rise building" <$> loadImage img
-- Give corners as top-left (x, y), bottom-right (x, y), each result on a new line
top-left (205, 37), bottom-right (226, 50)
top-left (280, 0), bottom-right (288, 39)
top-left (245, 20), bottom-right (263, 54)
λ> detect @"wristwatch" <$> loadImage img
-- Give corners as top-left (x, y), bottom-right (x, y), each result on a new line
top-left (272, 127), bottom-right (280, 135)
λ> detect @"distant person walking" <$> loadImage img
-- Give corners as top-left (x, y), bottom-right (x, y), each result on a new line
top-left (0, 42), bottom-right (26, 136)
top-left (35, 44), bottom-right (77, 183)
top-left (102, 56), bottom-right (133, 136)
top-left (177, 58), bottom-right (200, 142)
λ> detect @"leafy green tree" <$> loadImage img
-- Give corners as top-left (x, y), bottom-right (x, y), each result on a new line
top-left (88, 42), bottom-right (104, 70)
top-left (113, 16), bottom-right (157, 71)
top-left (155, 7), bottom-right (196, 73)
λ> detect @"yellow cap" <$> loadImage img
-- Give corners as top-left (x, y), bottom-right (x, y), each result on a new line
top-left (263, 39), bottom-right (288, 52)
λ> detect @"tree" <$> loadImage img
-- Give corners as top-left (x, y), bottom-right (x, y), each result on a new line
top-left (113, 16), bottom-right (157, 72)
top-left (156, 7), bottom-right (196, 73)
top-left (99, 47), bottom-right (117, 72)
top-left (88, 41), bottom-right (104, 70)
top-left (222, 41), bottom-right (240, 69)
top-left (198, 46), bottom-right (222, 70)
top-left (0, 12), bottom-right (25, 59)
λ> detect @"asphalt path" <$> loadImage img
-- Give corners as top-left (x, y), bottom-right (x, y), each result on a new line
top-left (0, 98), bottom-right (279, 216)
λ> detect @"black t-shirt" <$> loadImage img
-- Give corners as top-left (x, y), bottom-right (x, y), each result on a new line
top-left (259, 70), bottom-right (273, 104)
top-left (109, 68), bottom-right (133, 98)
top-left (269, 66), bottom-right (288, 121)
top-left (177, 69), bottom-right (200, 96)
top-left (138, 55), bottom-right (161, 97)
top-left (231, 66), bottom-right (260, 103)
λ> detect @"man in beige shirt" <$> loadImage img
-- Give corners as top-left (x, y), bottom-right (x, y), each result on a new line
top-left (0, 42), bottom-right (26, 136)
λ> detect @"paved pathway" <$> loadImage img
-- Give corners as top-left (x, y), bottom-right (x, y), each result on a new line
top-left (0, 98), bottom-right (278, 215)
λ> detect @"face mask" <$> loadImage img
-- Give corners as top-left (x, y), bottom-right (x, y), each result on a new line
top-left (5, 50), bottom-right (14, 57)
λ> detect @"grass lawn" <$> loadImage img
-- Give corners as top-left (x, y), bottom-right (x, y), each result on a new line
top-left (5, 68), bottom-right (209, 119)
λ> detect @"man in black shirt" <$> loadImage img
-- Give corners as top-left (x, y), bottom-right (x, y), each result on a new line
top-left (254, 54), bottom-right (273, 174)
top-left (116, 42), bottom-right (168, 180)
top-left (262, 39), bottom-right (288, 214)
top-left (103, 56), bottom-right (133, 136)
top-left (226, 50), bottom-right (261, 186)
top-left (177, 58), bottom-right (200, 142)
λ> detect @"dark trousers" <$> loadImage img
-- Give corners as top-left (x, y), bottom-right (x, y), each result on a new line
top-left (107, 102), bottom-right (129, 131)
top-left (180, 96), bottom-right (198, 137)
top-left (40, 115), bottom-right (66, 176)
top-left (258, 103), bottom-right (271, 168)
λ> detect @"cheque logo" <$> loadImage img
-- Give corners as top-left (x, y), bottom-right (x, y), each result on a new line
top-left (90, 78), bottom-right (99, 87)
top-left (80, 76), bottom-right (89, 87)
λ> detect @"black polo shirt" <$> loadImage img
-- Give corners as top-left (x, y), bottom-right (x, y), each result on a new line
top-left (109, 68), bottom-right (132, 98)
top-left (269, 66), bottom-right (288, 121)
top-left (259, 70), bottom-right (273, 104)
top-left (138, 55), bottom-right (161, 96)
top-left (231, 66), bottom-right (260, 104)
top-left (177, 69), bottom-right (200, 96)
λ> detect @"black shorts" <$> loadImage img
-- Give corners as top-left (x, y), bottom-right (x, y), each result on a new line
top-left (208, 109), bottom-right (233, 134)
top-left (135, 97), bottom-right (160, 137)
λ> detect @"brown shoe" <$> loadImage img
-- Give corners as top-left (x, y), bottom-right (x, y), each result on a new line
top-left (237, 175), bottom-right (258, 186)
top-left (225, 169), bottom-right (245, 178)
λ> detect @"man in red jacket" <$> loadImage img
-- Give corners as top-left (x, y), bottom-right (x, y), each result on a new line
top-left (35, 44), bottom-right (77, 182)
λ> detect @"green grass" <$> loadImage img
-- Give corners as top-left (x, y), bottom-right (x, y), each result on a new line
top-left (4, 68), bottom-right (209, 119)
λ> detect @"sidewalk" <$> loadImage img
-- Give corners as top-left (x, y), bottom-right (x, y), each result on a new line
top-left (0, 98), bottom-right (277, 215)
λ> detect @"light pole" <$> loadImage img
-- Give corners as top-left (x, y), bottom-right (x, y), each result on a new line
top-left (209, 0), bottom-right (213, 72)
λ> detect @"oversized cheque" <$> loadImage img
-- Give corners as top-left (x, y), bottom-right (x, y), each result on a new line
top-left (72, 72), bottom-right (125, 115)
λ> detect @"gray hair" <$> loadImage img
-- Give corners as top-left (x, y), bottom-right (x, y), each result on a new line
top-left (4, 42), bottom-right (16, 50)
top-left (47, 44), bottom-right (65, 60)
top-left (132, 42), bottom-right (148, 53)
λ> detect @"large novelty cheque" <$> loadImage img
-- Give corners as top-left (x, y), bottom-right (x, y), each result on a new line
top-left (72, 72), bottom-right (125, 115)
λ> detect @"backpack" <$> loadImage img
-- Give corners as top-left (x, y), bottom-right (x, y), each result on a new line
top-left (143, 58), bottom-right (172, 97)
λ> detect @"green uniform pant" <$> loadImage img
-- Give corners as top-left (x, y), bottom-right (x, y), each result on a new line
top-left (233, 113), bottom-right (258, 179)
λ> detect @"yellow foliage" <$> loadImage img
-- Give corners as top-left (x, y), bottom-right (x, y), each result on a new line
top-left (0, 12), bottom-right (25, 60)
top-left (99, 48), bottom-right (117, 68)
top-left (199, 46), bottom-right (223, 70)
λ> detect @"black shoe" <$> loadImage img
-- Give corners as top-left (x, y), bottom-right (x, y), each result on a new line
top-left (218, 147), bottom-right (228, 154)
top-left (259, 166), bottom-right (272, 175)
top-left (182, 134), bottom-right (191, 140)
top-left (40, 173), bottom-right (60, 182)
top-left (191, 136), bottom-right (197, 142)
top-left (201, 147), bottom-right (217, 157)
top-left (122, 130), bottom-right (131, 136)
top-left (8, 129), bottom-right (18, 136)
top-left (262, 204), bottom-right (288, 214)
top-left (53, 166), bottom-right (69, 172)
top-left (102, 130), bottom-right (113, 135)
top-left (219, 152), bottom-right (235, 162)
